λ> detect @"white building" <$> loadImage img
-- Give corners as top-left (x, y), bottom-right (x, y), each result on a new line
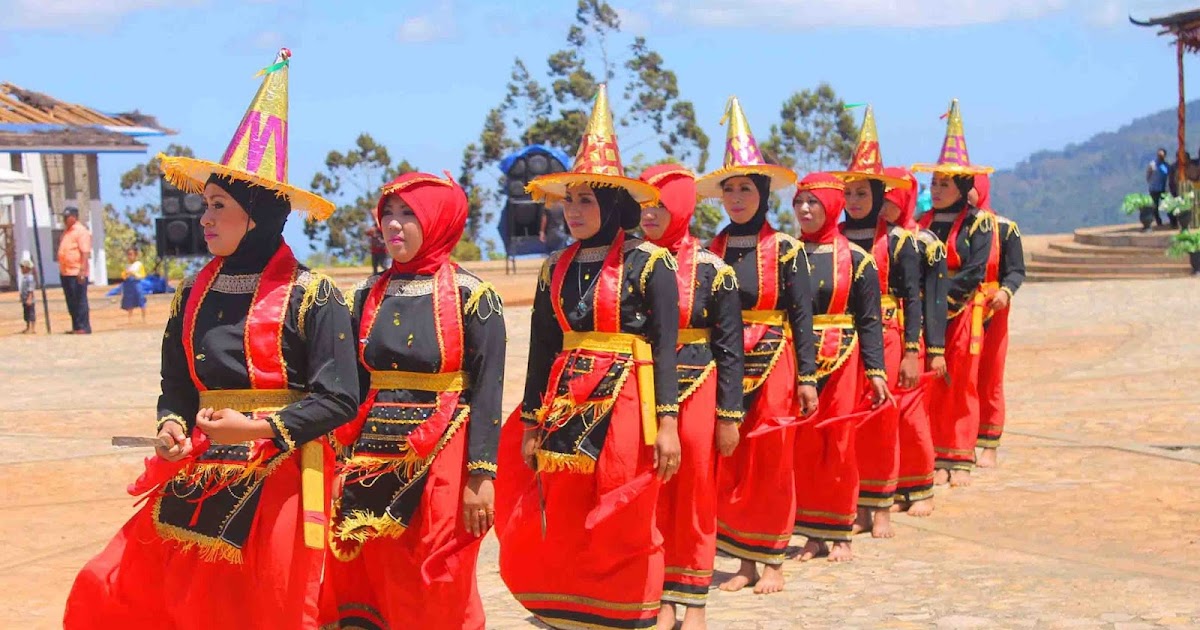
top-left (0, 82), bottom-right (172, 289)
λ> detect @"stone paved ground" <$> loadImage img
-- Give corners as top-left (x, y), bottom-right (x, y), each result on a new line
top-left (1, 273), bottom-right (1198, 629)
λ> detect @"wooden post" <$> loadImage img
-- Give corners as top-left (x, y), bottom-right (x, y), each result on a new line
top-left (1178, 35), bottom-right (1187, 186)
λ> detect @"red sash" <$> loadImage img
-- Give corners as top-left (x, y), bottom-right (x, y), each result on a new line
top-left (550, 231), bottom-right (625, 334)
top-left (817, 235), bottom-right (853, 364)
top-left (335, 264), bottom-right (464, 456)
top-left (710, 222), bottom-right (778, 311)
top-left (673, 236), bottom-right (699, 329)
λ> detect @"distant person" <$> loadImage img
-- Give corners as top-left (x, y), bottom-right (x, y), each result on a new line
top-left (539, 202), bottom-right (569, 251)
top-left (366, 225), bottom-right (387, 274)
top-left (1146, 148), bottom-right (1169, 228)
top-left (120, 246), bottom-right (147, 324)
top-left (19, 254), bottom-right (37, 334)
top-left (56, 206), bottom-right (92, 334)
top-left (916, 182), bottom-right (933, 215)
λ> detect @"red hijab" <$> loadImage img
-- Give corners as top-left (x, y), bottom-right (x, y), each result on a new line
top-left (973, 173), bottom-right (992, 211)
top-left (883, 166), bottom-right (919, 230)
top-left (796, 172), bottom-right (846, 244)
top-left (639, 163), bottom-right (696, 252)
top-left (374, 171), bottom-right (468, 275)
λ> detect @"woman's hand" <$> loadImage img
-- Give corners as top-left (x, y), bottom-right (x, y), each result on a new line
top-left (988, 289), bottom-right (1010, 312)
top-left (899, 351), bottom-right (921, 389)
top-left (927, 354), bottom-right (947, 379)
top-left (521, 427), bottom-right (541, 471)
top-left (462, 475), bottom-right (495, 537)
top-left (654, 415), bottom-right (682, 483)
top-left (868, 376), bottom-right (894, 409)
top-left (155, 419), bottom-right (193, 462)
top-left (715, 420), bottom-right (740, 457)
top-left (798, 384), bottom-right (819, 417)
top-left (196, 408), bottom-right (275, 445)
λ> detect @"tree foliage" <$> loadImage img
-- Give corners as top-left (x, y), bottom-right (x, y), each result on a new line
top-left (107, 143), bottom-right (194, 279)
top-left (304, 134), bottom-right (416, 261)
top-left (460, 0), bottom-right (709, 255)
top-left (762, 83), bottom-right (858, 174)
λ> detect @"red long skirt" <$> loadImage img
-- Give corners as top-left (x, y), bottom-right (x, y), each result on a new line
top-left (715, 346), bottom-right (798, 565)
top-left (658, 376), bottom-right (717, 608)
top-left (322, 428), bottom-right (484, 630)
top-left (498, 374), bottom-right (663, 629)
top-left (896, 345), bottom-right (936, 502)
top-left (977, 306), bottom-right (1011, 449)
top-left (928, 312), bottom-right (982, 470)
top-left (793, 348), bottom-right (862, 542)
top-left (856, 317), bottom-right (901, 509)
top-left (64, 452), bottom-right (327, 630)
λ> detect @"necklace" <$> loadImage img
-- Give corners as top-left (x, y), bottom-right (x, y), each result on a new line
top-left (575, 262), bottom-right (601, 313)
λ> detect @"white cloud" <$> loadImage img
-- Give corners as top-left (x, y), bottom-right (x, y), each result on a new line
top-left (616, 7), bottom-right (651, 35)
top-left (397, 0), bottom-right (455, 44)
top-left (653, 0), bottom-right (1100, 29)
top-left (3, 0), bottom-right (205, 30)
top-left (251, 29), bottom-right (284, 51)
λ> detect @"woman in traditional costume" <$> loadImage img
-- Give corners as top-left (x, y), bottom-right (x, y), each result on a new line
top-left (830, 106), bottom-right (920, 539)
top-left (912, 99), bottom-right (996, 487)
top-left (496, 85), bottom-right (682, 630)
top-left (64, 49), bottom-right (360, 630)
top-left (881, 166), bottom-right (947, 516)
top-left (969, 174), bottom-right (1025, 469)
top-left (323, 172), bottom-right (504, 630)
top-left (697, 97), bottom-right (818, 594)
top-left (638, 164), bottom-right (744, 629)
top-left (792, 173), bottom-right (889, 562)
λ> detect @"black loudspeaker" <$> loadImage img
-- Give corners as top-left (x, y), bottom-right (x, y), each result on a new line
top-left (500, 149), bottom-right (568, 258)
top-left (155, 178), bottom-right (207, 256)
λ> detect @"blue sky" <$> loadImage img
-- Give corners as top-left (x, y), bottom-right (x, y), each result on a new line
top-left (4, 0), bottom-right (1200, 255)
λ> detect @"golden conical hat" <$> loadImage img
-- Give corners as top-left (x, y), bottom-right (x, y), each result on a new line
top-left (911, 99), bottom-right (993, 176)
top-left (695, 96), bottom-right (796, 199)
top-left (830, 105), bottom-right (911, 189)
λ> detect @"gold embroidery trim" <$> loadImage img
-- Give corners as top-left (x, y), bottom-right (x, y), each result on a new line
top-left (467, 460), bottom-right (498, 473)
top-left (656, 404), bottom-right (679, 415)
top-left (716, 408), bottom-right (743, 420)
top-left (711, 265), bottom-right (738, 293)
top-left (156, 414), bottom-right (186, 433)
top-left (926, 346), bottom-right (945, 355)
top-left (905, 341), bottom-right (922, 352)
top-left (370, 370), bottom-right (469, 392)
top-left (198, 388), bottom-right (305, 412)
top-left (265, 413), bottom-right (295, 450)
top-left (865, 368), bottom-right (887, 379)
top-left (854, 255), bottom-right (875, 281)
top-left (514, 593), bottom-right (661, 613)
top-left (640, 247), bottom-right (673, 294)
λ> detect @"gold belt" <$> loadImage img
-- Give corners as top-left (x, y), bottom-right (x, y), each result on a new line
top-left (813, 314), bottom-right (854, 329)
top-left (742, 310), bottom-right (785, 326)
top-left (560, 331), bottom-right (657, 446)
top-left (880, 294), bottom-right (903, 326)
top-left (880, 295), bottom-right (899, 310)
top-left (677, 328), bottom-right (711, 345)
top-left (371, 370), bottom-right (468, 392)
top-left (198, 388), bottom-right (305, 412)
top-left (196, 387), bottom-right (323, 551)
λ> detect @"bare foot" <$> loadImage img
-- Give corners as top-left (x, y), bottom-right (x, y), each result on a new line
top-left (828, 541), bottom-right (853, 562)
top-left (949, 469), bottom-right (972, 488)
top-left (906, 498), bottom-right (934, 517)
top-left (934, 469), bottom-right (950, 486)
top-left (680, 606), bottom-right (707, 630)
top-left (851, 507), bottom-right (871, 535)
top-left (977, 447), bottom-right (998, 468)
top-left (890, 501), bottom-right (907, 513)
top-left (796, 539), bottom-right (828, 562)
top-left (657, 603), bottom-right (677, 630)
top-left (718, 560), bottom-right (758, 592)
top-left (871, 508), bottom-right (895, 538)
top-left (753, 564), bottom-right (786, 594)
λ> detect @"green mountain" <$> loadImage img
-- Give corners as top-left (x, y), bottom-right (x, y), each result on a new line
top-left (992, 101), bottom-right (1200, 234)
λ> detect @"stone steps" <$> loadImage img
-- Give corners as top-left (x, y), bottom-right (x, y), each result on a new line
top-left (1027, 224), bottom-right (1191, 282)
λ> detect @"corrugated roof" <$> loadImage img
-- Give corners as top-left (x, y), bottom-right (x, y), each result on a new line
top-left (0, 82), bottom-right (172, 132)
top-left (0, 82), bottom-right (172, 152)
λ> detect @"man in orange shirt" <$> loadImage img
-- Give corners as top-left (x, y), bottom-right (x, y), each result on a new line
top-left (57, 207), bottom-right (92, 334)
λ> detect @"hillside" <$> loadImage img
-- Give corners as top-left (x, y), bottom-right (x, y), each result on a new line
top-left (992, 100), bottom-right (1200, 234)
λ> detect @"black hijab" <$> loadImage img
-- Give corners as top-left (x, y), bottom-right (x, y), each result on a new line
top-left (206, 174), bottom-right (291, 273)
top-left (583, 186), bottom-right (640, 247)
top-left (935, 174), bottom-right (976, 214)
top-left (725, 173), bottom-right (773, 236)
top-left (841, 179), bottom-right (888, 231)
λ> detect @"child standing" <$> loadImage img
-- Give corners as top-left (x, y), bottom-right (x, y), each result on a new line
top-left (19, 255), bottom-right (36, 334)
top-left (120, 247), bottom-right (147, 323)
